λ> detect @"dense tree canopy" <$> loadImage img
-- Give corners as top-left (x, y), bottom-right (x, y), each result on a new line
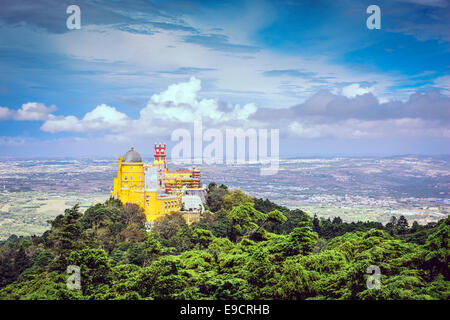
top-left (0, 188), bottom-right (448, 300)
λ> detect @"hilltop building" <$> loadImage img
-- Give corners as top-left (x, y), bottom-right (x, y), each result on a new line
top-left (111, 144), bottom-right (205, 224)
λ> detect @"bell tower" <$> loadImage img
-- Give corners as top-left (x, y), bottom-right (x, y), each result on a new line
top-left (154, 143), bottom-right (167, 169)
top-left (154, 143), bottom-right (166, 191)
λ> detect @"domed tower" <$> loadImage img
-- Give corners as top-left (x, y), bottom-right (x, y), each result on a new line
top-left (112, 147), bottom-right (145, 206)
top-left (123, 146), bottom-right (143, 163)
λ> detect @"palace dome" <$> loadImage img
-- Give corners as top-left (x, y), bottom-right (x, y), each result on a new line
top-left (123, 147), bottom-right (143, 163)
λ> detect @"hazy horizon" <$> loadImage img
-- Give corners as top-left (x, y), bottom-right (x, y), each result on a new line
top-left (1, 153), bottom-right (449, 161)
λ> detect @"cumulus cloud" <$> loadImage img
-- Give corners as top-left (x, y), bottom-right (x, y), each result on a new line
top-left (256, 89), bottom-right (450, 122)
top-left (7, 77), bottom-right (450, 142)
top-left (152, 77), bottom-right (202, 106)
top-left (252, 88), bottom-right (450, 139)
top-left (40, 78), bottom-right (258, 135)
top-left (0, 102), bottom-right (56, 121)
top-left (142, 77), bottom-right (224, 123)
top-left (140, 77), bottom-right (257, 124)
top-left (15, 102), bottom-right (57, 121)
top-left (41, 104), bottom-right (130, 133)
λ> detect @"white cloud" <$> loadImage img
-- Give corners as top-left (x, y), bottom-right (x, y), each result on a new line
top-left (35, 77), bottom-right (450, 142)
top-left (259, 89), bottom-right (450, 140)
top-left (15, 102), bottom-right (57, 121)
top-left (41, 104), bottom-right (130, 133)
top-left (151, 76), bottom-right (201, 105)
top-left (41, 115), bottom-right (82, 133)
top-left (40, 77), bottom-right (259, 137)
top-left (41, 25), bottom-right (400, 108)
top-left (341, 84), bottom-right (374, 98)
top-left (0, 103), bottom-right (56, 121)
top-left (233, 103), bottom-right (257, 120)
top-left (139, 76), bottom-right (257, 124)
top-left (143, 77), bottom-right (224, 122)
top-left (83, 104), bottom-right (130, 127)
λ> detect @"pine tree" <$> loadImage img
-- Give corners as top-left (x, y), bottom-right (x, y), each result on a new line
top-left (397, 215), bottom-right (409, 235)
top-left (312, 214), bottom-right (320, 233)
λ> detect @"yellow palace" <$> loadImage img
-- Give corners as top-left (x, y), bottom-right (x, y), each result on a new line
top-left (111, 144), bottom-right (204, 222)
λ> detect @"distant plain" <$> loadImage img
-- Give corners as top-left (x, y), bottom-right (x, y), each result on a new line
top-left (0, 155), bottom-right (448, 240)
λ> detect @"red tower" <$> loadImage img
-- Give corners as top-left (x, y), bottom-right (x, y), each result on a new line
top-left (154, 143), bottom-right (167, 169)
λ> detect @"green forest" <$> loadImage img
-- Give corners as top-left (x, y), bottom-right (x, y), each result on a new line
top-left (0, 182), bottom-right (448, 300)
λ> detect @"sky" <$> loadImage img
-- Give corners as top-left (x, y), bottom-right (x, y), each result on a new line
top-left (0, 0), bottom-right (449, 158)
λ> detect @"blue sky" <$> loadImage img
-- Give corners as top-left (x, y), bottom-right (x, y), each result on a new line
top-left (0, 0), bottom-right (449, 158)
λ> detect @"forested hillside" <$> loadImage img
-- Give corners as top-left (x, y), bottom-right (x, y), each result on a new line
top-left (0, 183), bottom-right (448, 300)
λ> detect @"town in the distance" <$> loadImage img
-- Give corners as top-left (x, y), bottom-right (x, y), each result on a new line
top-left (0, 149), bottom-right (448, 240)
